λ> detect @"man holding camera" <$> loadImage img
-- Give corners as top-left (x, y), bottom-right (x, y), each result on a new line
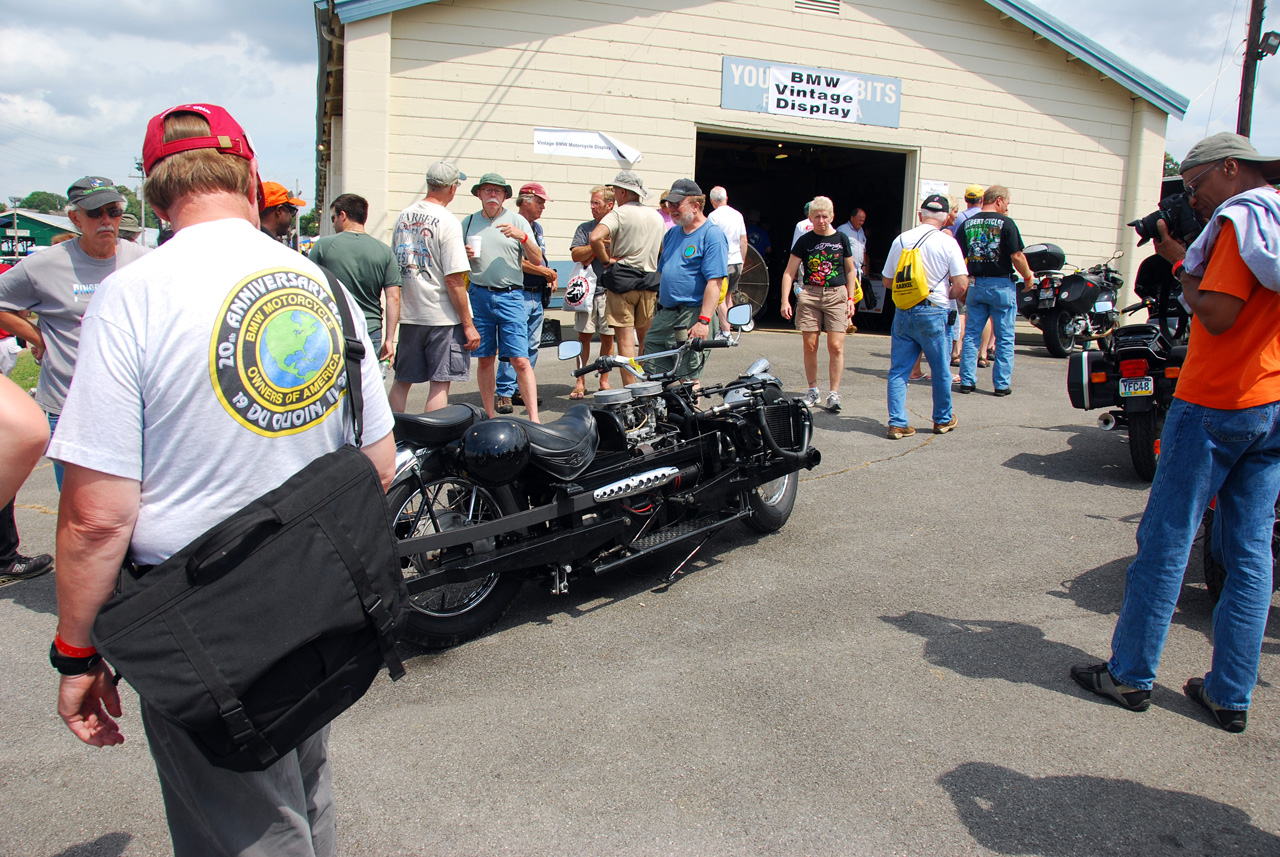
top-left (1072, 132), bottom-right (1280, 734)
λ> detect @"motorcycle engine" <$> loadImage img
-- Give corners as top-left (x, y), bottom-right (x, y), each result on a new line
top-left (592, 383), bottom-right (668, 444)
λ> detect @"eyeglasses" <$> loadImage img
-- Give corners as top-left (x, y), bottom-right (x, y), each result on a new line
top-left (280, 204), bottom-right (299, 216)
top-left (1183, 162), bottom-right (1222, 196)
top-left (83, 206), bottom-right (125, 219)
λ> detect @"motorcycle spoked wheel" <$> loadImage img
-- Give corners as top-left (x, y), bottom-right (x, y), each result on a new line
top-left (1127, 408), bottom-right (1164, 482)
top-left (1041, 308), bottom-right (1078, 358)
top-left (1200, 502), bottom-right (1280, 603)
top-left (743, 470), bottom-right (798, 533)
top-left (389, 476), bottom-right (524, 649)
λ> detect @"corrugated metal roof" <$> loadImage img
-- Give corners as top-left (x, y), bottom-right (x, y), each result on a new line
top-left (319, 0), bottom-right (1188, 118)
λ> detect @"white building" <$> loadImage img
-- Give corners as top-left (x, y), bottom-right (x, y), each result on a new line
top-left (312, 0), bottom-right (1186, 298)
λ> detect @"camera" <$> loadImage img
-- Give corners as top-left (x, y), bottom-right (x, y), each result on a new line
top-left (1129, 192), bottom-right (1203, 247)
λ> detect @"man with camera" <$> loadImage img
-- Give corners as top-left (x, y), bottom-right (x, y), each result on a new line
top-left (1072, 132), bottom-right (1280, 734)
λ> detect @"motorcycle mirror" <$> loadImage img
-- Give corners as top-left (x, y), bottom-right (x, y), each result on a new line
top-left (557, 340), bottom-right (583, 361)
top-left (726, 303), bottom-right (752, 328)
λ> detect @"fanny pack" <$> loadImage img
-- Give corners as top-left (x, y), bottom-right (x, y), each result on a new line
top-left (91, 268), bottom-right (406, 773)
top-left (600, 262), bottom-right (659, 294)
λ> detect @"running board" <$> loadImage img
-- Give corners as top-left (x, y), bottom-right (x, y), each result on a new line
top-left (590, 510), bottom-right (751, 576)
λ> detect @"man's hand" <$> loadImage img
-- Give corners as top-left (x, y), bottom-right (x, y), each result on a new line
top-left (1154, 219), bottom-right (1187, 265)
top-left (462, 322), bottom-right (481, 351)
top-left (28, 330), bottom-right (45, 362)
top-left (495, 223), bottom-right (525, 242)
top-left (379, 340), bottom-right (395, 363)
top-left (690, 321), bottom-right (711, 340)
top-left (58, 661), bottom-right (124, 747)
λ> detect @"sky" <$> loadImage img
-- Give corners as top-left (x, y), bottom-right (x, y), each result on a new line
top-left (0, 1), bottom-right (1276, 211)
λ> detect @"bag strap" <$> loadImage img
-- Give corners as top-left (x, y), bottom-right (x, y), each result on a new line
top-left (317, 267), bottom-right (366, 448)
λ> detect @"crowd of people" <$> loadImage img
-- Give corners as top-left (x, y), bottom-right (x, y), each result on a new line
top-left (1, 108), bottom-right (1278, 856)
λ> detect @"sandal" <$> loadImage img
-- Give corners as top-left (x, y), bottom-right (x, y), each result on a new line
top-left (977, 358), bottom-right (991, 368)
top-left (569, 389), bottom-right (586, 400)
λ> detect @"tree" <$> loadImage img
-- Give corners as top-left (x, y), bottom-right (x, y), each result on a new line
top-left (113, 185), bottom-right (160, 228)
top-left (299, 207), bottom-right (320, 237)
top-left (1163, 152), bottom-right (1181, 177)
top-left (20, 191), bottom-right (68, 213)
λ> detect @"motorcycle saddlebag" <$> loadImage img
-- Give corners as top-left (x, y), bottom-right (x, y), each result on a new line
top-left (1067, 349), bottom-right (1115, 410)
top-left (1024, 243), bottom-right (1066, 272)
top-left (1057, 272), bottom-right (1103, 315)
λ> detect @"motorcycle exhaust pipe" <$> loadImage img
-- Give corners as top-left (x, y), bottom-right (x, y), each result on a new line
top-left (1098, 412), bottom-right (1126, 431)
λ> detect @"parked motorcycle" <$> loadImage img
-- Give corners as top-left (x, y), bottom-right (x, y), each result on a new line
top-left (1201, 494), bottom-right (1280, 603)
top-left (386, 304), bottom-right (821, 648)
top-left (1018, 245), bottom-right (1123, 358)
top-left (1067, 296), bottom-right (1186, 480)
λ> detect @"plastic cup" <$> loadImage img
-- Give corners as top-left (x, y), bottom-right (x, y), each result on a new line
top-left (467, 235), bottom-right (483, 255)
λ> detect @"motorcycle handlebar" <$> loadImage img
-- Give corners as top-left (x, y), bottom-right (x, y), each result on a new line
top-left (690, 337), bottom-right (733, 351)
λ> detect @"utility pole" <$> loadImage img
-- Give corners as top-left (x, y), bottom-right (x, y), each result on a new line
top-left (1240, 0), bottom-right (1268, 137)
top-left (132, 159), bottom-right (148, 246)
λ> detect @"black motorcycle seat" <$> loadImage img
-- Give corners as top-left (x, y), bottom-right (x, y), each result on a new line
top-left (503, 404), bottom-right (599, 480)
top-left (393, 403), bottom-right (484, 446)
top-left (1169, 345), bottom-right (1188, 368)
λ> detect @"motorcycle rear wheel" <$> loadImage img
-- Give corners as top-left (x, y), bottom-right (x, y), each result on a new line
top-left (743, 471), bottom-right (798, 533)
top-left (1200, 502), bottom-right (1280, 603)
top-left (1041, 308), bottom-right (1078, 358)
top-left (1127, 409), bottom-right (1164, 482)
top-left (389, 477), bottom-right (523, 649)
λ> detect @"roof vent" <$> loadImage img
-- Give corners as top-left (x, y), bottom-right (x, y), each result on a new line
top-left (795, 0), bottom-right (840, 15)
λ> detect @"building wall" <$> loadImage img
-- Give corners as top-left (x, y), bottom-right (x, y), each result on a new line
top-left (335, 0), bottom-right (1168, 288)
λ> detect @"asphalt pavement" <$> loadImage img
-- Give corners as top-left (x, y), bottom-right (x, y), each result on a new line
top-left (3, 326), bottom-right (1278, 856)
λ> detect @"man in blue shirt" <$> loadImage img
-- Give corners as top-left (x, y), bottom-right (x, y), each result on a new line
top-left (644, 179), bottom-right (728, 379)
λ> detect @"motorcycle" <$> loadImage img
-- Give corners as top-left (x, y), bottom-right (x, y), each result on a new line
top-left (385, 304), bottom-right (821, 648)
top-left (1018, 245), bottom-right (1123, 358)
top-left (1067, 296), bottom-right (1186, 481)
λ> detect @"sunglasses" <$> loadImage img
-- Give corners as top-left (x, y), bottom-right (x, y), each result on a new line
top-left (83, 206), bottom-right (125, 219)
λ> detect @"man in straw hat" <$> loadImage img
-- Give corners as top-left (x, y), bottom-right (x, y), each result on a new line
top-left (1072, 131), bottom-right (1280, 734)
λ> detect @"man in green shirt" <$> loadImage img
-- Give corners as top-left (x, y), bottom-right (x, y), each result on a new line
top-left (308, 193), bottom-right (401, 361)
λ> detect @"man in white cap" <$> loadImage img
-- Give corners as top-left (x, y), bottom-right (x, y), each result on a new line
top-left (707, 186), bottom-right (747, 336)
top-left (590, 170), bottom-right (664, 384)
top-left (1072, 131), bottom-right (1280, 734)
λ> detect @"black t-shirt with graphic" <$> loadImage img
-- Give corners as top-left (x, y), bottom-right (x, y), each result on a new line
top-left (792, 230), bottom-right (852, 288)
top-left (957, 212), bottom-right (1024, 278)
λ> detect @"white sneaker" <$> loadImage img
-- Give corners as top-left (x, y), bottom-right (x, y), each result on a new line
top-left (801, 388), bottom-right (820, 408)
top-left (825, 391), bottom-right (842, 412)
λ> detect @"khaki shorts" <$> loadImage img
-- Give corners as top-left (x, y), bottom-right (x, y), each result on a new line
top-left (574, 291), bottom-right (613, 336)
top-left (795, 284), bottom-right (850, 333)
top-left (606, 289), bottom-right (657, 330)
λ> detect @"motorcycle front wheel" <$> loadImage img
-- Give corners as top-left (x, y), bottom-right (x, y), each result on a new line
top-left (1127, 408), bottom-right (1164, 482)
top-left (1041, 308), bottom-right (1078, 358)
top-left (743, 471), bottom-right (798, 533)
top-left (389, 477), bottom-right (524, 648)
top-left (1201, 501), bottom-right (1280, 603)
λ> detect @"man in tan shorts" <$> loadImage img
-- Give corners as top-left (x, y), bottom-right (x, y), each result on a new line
top-left (590, 170), bottom-right (664, 384)
top-left (779, 196), bottom-right (858, 412)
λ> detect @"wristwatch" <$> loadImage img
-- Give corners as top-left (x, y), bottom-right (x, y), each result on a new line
top-left (50, 634), bottom-right (103, 676)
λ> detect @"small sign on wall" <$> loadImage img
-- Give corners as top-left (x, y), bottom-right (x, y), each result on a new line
top-left (533, 128), bottom-right (643, 165)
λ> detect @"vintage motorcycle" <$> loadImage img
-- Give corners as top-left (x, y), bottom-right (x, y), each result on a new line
top-left (385, 304), bottom-right (821, 648)
top-left (1067, 295), bottom-right (1185, 480)
top-left (1018, 246), bottom-right (1123, 358)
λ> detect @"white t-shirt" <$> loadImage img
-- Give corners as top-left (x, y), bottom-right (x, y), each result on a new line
top-left (392, 199), bottom-right (470, 326)
top-left (48, 218), bottom-right (394, 565)
top-left (791, 218), bottom-right (814, 250)
top-left (880, 224), bottom-right (968, 308)
top-left (835, 222), bottom-right (867, 271)
top-left (707, 204), bottom-right (747, 265)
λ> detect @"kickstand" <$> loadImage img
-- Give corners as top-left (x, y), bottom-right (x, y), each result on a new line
top-left (655, 535), bottom-right (711, 591)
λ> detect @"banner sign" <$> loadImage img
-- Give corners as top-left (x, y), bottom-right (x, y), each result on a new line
top-left (720, 56), bottom-right (901, 128)
top-left (533, 128), bottom-right (642, 164)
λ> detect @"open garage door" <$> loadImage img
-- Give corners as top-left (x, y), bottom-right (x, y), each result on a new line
top-left (694, 131), bottom-right (907, 330)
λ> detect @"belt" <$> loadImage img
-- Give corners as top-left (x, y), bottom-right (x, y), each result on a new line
top-left (475, 284), bottom-right (518, 292)
top-left (522, 287), bottom-right (544, 294)
top-left (657, 303), bottom-right (700, 311)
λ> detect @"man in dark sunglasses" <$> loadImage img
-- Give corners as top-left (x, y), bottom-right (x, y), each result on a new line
top-left (259, 180), bottom-right (306, 246)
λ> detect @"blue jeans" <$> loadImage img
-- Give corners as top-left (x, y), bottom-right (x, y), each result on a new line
top-left (1108, 397), bottom-right (1280, 710)
top-left (888, 302), bottom-right (952, 426)
top-left (960, 277), bottom-right (1016, 390)
top-left (47, 411), bottom-right (63, 490)
top-left (496, 291), bottom-right (543, 397)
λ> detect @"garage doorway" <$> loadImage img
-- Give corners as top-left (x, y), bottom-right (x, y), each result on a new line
top-left (694, 131), bottom-right (908, 328)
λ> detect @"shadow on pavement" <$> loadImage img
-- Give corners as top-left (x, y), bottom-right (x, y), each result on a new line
top-left (0, 568), bottom-right (57, 616)
top-left (939, 761), bottom-right (1280, 856)
top-left (49, 833), bottom-right (133, 857)
top-left (1002, 425), bottom-right (1142, 487)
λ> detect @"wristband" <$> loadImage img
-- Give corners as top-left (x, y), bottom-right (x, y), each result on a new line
top-left (54, 633), bottom-right (97, 658)
top-left (1172, 259), bottom-right (1184, 275)
top-left (50, 642), bottom-right (103, 676)
top-left (697, 315), bottom-right (711, 325)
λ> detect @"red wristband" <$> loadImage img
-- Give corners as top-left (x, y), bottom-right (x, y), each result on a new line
top-left (1172, 259), bottom-right (1184, 275)
top-left (54, 633), bottom-right (97, 658)
top-left (697, 315), bottom-right (711, 325)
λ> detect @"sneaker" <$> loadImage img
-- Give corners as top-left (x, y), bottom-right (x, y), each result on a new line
top-left (801, 388), bottom-right (820, 408)
top-left (886, 424), bottom-right (916, 440)
top-left (716, 331), bottom-right (731, 341)
top-left (1069, 663), bottom-right (1151, 712)
top-left (825, 391), bottom-right (842, 412)
top-left (0, 553), bottom-right (54, 581)
top-left (958, 384), bottom-right (975, 394)
top-left (993, 388), bottom-right (1012, 397)
top-left (1184, 677), bottom-right (1248, 733)
top-left (495, 396), bottom-right (514, 414)
top-left (933, 416), bottom-right (958, 434)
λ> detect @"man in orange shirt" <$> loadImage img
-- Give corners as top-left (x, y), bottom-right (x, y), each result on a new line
top-left (1072, 133), bottom-right (1280, 733)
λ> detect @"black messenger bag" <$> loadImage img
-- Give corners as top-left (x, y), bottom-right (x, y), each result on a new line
top-left (91, 269), bottom-right (406, 773)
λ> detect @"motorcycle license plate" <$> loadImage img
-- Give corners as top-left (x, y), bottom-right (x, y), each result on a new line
top-left (1040, 288), bottom-right (1056, 299)
top-left (1094, 299), bottom-right (1114, 311)
top-left (1120, 376), bottom-right (1154, 397)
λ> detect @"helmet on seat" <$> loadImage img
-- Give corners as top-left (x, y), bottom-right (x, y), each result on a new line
top-left (461, 419), bottom-right (530, 485)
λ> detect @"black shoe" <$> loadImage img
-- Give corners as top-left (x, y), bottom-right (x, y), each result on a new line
top-left (1184, 677), bottom-right (1247, 733)
top-left (1070, 663), bottom-right (1151, 711)
top-left (0, 553), bottom-right (54, 580)
top-left (958, 384), bottom-right (975, 394)
top-left (993, 388), bottom-right (1012, 397)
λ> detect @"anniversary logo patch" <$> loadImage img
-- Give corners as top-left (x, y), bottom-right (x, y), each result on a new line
top-left (210, 268), bottom-right (347, 436)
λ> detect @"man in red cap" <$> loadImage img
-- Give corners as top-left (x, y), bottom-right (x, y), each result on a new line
top-left (259, 180), bottom-right (306, 245)
top-left (493, 181), bottom-right (557, 413)
top-left (48, 102), bottom-right (394, 856)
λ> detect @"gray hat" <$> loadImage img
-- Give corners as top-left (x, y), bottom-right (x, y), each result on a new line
top-left (67, 176), bottom-right (125, 211)
top-left (118, 212), bottom-right (142, 237)
top-left (470, 172), bottom-right (513, 199)
top-left (426, 160), bottom-right (466, 187)
top-left (1182, 132), bottom-right (1280, 182)
top-left (609, 170), bottom-right (650, 201)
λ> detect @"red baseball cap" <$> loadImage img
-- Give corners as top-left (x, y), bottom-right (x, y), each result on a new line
top-left (142, 103), bottom-right (265, 209)
top-left (519, 182), bottom-right (553, 202)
